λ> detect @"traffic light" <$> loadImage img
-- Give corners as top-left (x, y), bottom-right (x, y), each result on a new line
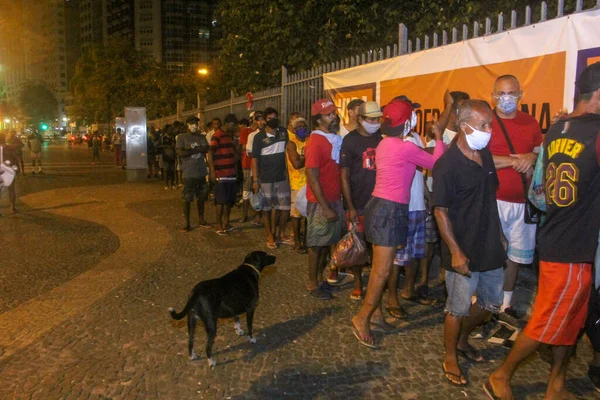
top-left (40, 123), bottom-right (48, 131)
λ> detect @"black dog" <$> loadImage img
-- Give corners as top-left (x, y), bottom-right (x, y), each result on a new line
top-left (169, 251), bottom-right (276, 367)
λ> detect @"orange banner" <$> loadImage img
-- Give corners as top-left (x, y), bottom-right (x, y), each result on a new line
top-left (328, 83), bottom-right (376, 124)
top-left (380, 52), bottom-right (566, 134)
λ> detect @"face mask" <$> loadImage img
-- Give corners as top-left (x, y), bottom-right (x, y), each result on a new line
top-left (361, 121), bottom-right (380, 135)
top-left (295, 127), bottom-right (309, 139)
top-left (266, 118), bottom-right (280, 129)
top-left (188, 124), bottom-right (198, 133)
top-left (495, 94), bottom-right (519, 114)
top-left (410, 111), bottom-right (418, 129)
top-left (464, 123), bottom-right (492, 150)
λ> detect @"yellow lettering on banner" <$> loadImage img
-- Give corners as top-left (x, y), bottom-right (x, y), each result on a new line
top-left (547, 138), bottom-right (585, 159)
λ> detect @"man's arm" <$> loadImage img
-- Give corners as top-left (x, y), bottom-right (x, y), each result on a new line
top-left (435, 89), bottom-right (455, 134)
top-left (492, 153), bottom-right (536, 173)
top-left (434, 207), bottom-right (470, 277)
top-left (251, 157), bottom-right (260, 193)
top-left (306, 167), bottom-right (337, 221)
top-left (207, 150), bottom-right (216, 182)
top-left (340, 167), bottom-right (356, 223)
top-left (286, 141), bottom-right (305, 169)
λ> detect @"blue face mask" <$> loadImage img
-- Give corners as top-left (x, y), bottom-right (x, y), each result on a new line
top-left (496, 94), bottom-right (519, 114)
top-left (295, 127), bottom-right (309, 139)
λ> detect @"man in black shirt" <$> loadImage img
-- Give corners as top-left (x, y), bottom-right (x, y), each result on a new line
top-left (340, 101), bottom-right (383, 301)
top-left (487, 62), bottom-right (600, 400)
top-left (433, 100), bottom-right (506, 386)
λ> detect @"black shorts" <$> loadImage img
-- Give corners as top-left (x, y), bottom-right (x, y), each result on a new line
top-left (364, 196), bottom-right (409, 247)
top-left (214, 180), bottom-right (237, 205)
top-left (181, 177), bottom-right (209, 202)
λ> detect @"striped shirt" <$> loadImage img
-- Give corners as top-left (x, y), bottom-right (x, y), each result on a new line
top-left (251, 129), bottom-right (288, 183)
top-left (210, 129), bottom-right (237, 178)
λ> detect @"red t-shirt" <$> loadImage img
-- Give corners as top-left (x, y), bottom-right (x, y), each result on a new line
top-left (304, 134), bottom-right (341, 203)
top-left (210, 129), bottom-right (237, 178)
top-left (490, 111), bottom-right (543, 203)
top-left (239, 127), bottom-right (253, 169)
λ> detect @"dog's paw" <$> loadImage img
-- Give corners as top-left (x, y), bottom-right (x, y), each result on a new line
top-left (234, 321), bottom-right (245, 336)
top-left (207, 358), bottom-right (216, 368)
top-left (168, 307), bottom-right (174, 312)
top-left (247, 336), bottom-right (257, 344)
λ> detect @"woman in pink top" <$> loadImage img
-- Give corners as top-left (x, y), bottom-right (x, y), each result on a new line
top-left (352, 100), bottom-right (444, 348)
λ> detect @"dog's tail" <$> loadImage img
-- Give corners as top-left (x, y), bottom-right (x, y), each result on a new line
top-left (168, 305), bottom-right (189, 320)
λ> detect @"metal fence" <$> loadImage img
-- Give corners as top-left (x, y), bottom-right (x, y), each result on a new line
top-left (149, 0), bottom-right (599, 128)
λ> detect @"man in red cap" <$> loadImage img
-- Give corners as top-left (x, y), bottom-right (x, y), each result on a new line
top-left (304, 99), bottom-right (344, 300)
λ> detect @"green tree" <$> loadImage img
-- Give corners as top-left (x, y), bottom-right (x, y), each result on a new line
top-left (215, 0), bottom-right (593, 99)
top-left (69, 39), bottom-right (201, 124)
top-left (18, 81), bottom-right (58, 125)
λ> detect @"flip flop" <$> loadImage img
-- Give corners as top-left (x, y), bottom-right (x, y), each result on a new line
top-left (215, 230), bottom-right (228, 236)
top-left (385, 306), bottom-right (407, 320)
top-left (226, 225), bottom-right (238, 231)
top-left (308, 287), bottom-right (332, 300)
top-left (457, 347), bottom-right (485, 363)
top-left (351, 322), bottom-right (379, 349)
top-left (442, 364), bottom-right (468, 387)
top-left (370, 322), bottom-right (402, 334)
top-left (198, 222), bottom-right (212, 229)
top-left (180, 226), bottom-right (191, 233)
top-left (266, 241), bottom-right (278, 249)
top-left (483, 380), bottom-right (501, 399)
top-left (401, 295), bottom-right (440, 306)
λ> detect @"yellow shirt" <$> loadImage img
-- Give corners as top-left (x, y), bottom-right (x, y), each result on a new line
top-left (286, 130), bottom-right (306, 190)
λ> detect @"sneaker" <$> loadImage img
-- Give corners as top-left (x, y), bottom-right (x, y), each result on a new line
top-left (470, 318), bottom-right (500, 340)
top-left (498, 307), bottom-right (526, 330)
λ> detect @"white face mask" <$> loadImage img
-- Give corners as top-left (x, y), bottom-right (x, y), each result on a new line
top-left (361, 120), bottom-right (380, 135)
top-left (410, 111), bottom-right (418, 129)
top-left (464, 123), bottom-right (492, 150)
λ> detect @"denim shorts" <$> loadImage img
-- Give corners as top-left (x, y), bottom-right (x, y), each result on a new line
top-left (445, 267), bottom-right (503, 317)
top-left (364, 196), bottom-right (409, 247)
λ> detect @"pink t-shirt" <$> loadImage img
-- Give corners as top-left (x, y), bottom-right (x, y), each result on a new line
top-left (372, 137), bottom-right (444, 204)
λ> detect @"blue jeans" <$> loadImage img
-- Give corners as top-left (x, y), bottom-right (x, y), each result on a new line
top-left (445, 267), bottom-right (503, 317)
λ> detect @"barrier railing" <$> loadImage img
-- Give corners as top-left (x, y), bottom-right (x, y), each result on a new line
top-left (149, 0), bottom-right (599, 127)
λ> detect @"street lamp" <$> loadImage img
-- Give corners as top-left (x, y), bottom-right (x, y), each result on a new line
top-left (4, 118), bottom-right (9, 123)
top-left (196, 68), bottom-right (209, 109)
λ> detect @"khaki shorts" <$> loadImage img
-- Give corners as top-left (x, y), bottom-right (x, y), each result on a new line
top-left (290, 189), bottom-right (302, 218)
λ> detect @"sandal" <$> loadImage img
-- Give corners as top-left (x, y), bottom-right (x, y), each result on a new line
top-left (266, 241), bottom-right (278, 249)
top-left (370, 321), bottom-right (402, 334)
top-left (349, 289), bottom-right (364, 301)
top-left (401, 294), bottom-right (440, 306)
top-left (482, 380), bottom-right (501, 399)
top-left (442, 363), bottom-right (468, 387)
top-left (385, 306), bottom-right (407, 320)
top-left (351, 322), bottom-right (379, 349)
top-left (180, 226), bottom-right (191, 233)
top-left (279, 236), bottom-right (295, 245)
top-left (293, 245), bottom-right (308, 254)
top-left (215, 230), bottom-right (228, 236)
top-left (198, 222), bottom-right (212, 229)
top-left (457, 347), bottom-right (485, 363)
top-left (309, 287), bottom-right (332, 300)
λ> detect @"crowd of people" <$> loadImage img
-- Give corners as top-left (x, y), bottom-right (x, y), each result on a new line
top-left (158, 63), bottom-right (600, 399)
top-left (1, 61), bottom-right (599, 398)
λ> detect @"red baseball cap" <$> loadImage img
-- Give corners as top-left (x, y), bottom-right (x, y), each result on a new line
top-left (381, 100), bottom-right (412, 136)
top-left (311, 99), bottom-right (338, 116)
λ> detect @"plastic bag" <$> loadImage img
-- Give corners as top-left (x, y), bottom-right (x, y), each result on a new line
top-left (250, 189), bottom-right (264, 211)
top-left (295, 185), bottom-right (308, 217)
top-left (332, 224), bottom-right (369, 268)
top-left (0, 146), bottom-right (16, 190)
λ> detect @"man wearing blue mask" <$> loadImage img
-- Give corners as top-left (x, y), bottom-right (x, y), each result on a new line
top-left (489, 75), bottom-right (542, 330)
top-left (286, 113), bottom-right (309, 254)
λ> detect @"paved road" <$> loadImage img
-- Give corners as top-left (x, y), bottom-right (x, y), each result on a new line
top-left (0, 144), bottom-right (598, 399)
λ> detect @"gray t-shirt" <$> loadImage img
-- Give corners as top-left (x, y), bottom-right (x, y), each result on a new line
top-left (176, 132), bottom-right (208, 179)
